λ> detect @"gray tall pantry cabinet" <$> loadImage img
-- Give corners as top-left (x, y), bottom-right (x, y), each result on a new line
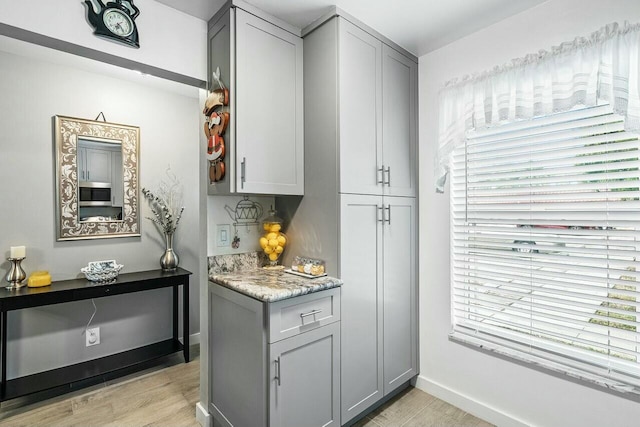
top-left (279, 12), bottom-right (418, 425)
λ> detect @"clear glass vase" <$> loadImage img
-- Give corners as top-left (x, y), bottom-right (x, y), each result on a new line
top-left (259, 209), bottom-right (287, 268)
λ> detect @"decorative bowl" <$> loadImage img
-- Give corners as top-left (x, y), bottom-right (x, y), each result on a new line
top-left (81, 262), bottom-right (124, 282)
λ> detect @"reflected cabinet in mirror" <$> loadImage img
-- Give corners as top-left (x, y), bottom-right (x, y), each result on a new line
top-left (54, 116), bottom-right (140, 240)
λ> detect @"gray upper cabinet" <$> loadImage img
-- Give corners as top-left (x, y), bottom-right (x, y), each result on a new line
top-left (208, 5), bottom-right (304, 196)
top-left (79, 146), bottom-right (111, 183)
top-left (382, 46), bottom-right (418, 197)
top-left (338, 20), bottom-right (417, 197)
top-left (339, 20), bottom-right (383, 196)
top-left (111, 151), bottom-right (123, 207)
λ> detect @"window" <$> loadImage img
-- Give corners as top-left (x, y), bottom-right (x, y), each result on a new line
top-left (451, 104), bottom-right (640, 392)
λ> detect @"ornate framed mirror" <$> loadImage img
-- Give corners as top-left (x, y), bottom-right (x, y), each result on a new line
top-left (54, 115), bottom-right (140, 240)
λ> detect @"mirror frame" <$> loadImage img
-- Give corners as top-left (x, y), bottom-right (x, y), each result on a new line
top-left (54, 115), bottom-right (140, 240)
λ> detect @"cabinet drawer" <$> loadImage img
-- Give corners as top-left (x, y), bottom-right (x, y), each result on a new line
top-left (268, 288), bottom-right (340, 343)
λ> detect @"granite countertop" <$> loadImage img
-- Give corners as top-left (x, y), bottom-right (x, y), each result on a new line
top-left (209, 269), bottom-right (343, 302)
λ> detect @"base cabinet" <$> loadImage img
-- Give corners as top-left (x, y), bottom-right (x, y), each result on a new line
top-left (339, 195), bottom-right (417, 422)
top-left (339, 195), bottom-right (383, 421)
top-left (269, 323), bottom-right (340, 427)
top-left (209, 284), bottom-right (341, 427)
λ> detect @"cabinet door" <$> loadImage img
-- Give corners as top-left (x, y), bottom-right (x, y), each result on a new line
top-left (338, 19), bottom-right (383, 196)
top-left (269, 322), bottom-right (340, 427)
top-left (235, 9), bottom-right (304, 195)
top-left (77, 147), bottom-right (87, 181)
top-left (382, 46), bottom-right (417, 197)
top-left (111, 151), bottom-right (123, 207)
top-left (85, 148), bottom-right (111, 182)
top-left (207, 8), bottom-right (234, 195)
top-left (339, 194), bottom-right (383, 423)
top-left (382, 196), bottom-right (417, 394)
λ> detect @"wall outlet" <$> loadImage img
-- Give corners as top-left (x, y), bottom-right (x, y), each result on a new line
top-left (86, 327), bottom-right (100, 347)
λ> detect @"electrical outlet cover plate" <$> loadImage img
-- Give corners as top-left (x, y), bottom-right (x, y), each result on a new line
top-left (86, 327), bottom-right (100, 346)
top-left (217, 224), bottom-right (231, 247)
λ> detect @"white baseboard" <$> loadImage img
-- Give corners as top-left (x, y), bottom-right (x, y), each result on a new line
top-left (196, 402), bottom-right (210, 427)
top-left (189, 332), bottom-right (201, 345)
top-left (180, 332), bottom-right (201, 346)
top-left (414, 375), bottom-right (530, 427)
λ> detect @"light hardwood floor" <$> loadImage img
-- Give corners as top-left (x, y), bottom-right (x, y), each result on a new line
top-left (352, 387), bottom-right (493, 427)
top-left (0, 347), bottom-right (200, 427)
top-left (0, 345), bottom-right (492, 427)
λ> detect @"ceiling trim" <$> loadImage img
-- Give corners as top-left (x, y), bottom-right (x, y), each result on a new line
top-left (302, 6), bottom-right (418, 61)
top-left (0, 23), bottom-right (207, 89)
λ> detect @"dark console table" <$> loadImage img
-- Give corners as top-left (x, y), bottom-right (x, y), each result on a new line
top-left (0, 267), bottom-right (191, 402)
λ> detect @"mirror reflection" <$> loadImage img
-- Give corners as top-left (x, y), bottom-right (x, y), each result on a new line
top-left (54, 115), bottom-right (140, 240)
top-left (77, 138), bottom-right (124, 222)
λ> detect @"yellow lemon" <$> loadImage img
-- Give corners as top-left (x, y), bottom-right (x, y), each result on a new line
top-left (277, 235), bottom-right (286, 246)
top-left (269, 252), bottom-right (279, 261)
top-left (263, 223), bottom-right (271, 231)
top-left (268, 238), bottom-right (279, 248)
top-left (275, 246), bottom-right (284, 254)
top-left (264, 246), bottom-right (274, 254)
top-left (259, 237), bottom-right (268, 248)
top-left (266, 232), bottom-right (278, 241)
top-left (270, 223), bottom-right (281, 232)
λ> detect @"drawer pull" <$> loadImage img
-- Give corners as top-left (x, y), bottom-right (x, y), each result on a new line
top-left (300, 309), bottom-right (323, 320)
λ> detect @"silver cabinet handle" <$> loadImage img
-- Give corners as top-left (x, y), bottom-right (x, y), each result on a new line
top-left (300, 309), bottom-right (323, 319)
top-left (385, 205), bottom-right (391, 224)
top-left (87, 171), bottom-right (90, 180)
top-left (377, 166), bottom-right (384, 184)
top-left (240, 157), bottom-right (246, 189)
top-left (384, 166), bottom-right (391, 186)
top-left (275, 357), bottom-right (281, 386)
top-left (377, 206), bottom-right (384, 222)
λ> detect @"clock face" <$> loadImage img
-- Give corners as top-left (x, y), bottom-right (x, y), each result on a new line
top-left (103, 9), bottom-right (134, 37)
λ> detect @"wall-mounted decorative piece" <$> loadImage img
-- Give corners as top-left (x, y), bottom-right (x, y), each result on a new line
top-left (54, 115), bottom-right (140, 240)
top-left (84, 0), bottom-right (141, 48)
top-left (204, 67), bottom-right (230, 184)
top-left (224, 196), bottom-right (263, 249)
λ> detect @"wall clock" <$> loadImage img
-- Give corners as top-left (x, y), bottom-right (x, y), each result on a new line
top-left (84, 0), bottom-right (140, 48)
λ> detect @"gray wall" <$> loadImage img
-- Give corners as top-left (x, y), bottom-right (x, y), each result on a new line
top-left (0, 47), bottom-right (203, 378)
top-left (206, 195), bottom-right (275, 256)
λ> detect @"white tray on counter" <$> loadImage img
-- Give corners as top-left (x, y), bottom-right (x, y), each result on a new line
top-left (284, 268), bottom-right (328, 279)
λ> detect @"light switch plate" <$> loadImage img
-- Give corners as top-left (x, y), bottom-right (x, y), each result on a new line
top-left (217, 224), bottom-right (231, 247)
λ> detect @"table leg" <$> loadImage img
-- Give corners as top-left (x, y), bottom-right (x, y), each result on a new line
top-left (183, 277), bottom-right (190, 363)
top-left (173, 285), bottom-right (178, 344)
top-left (1, 310), bottom-right (7, 401)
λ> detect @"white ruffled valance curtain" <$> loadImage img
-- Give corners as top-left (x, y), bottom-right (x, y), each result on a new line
top-left (435, 22), bottom-right (640, 192)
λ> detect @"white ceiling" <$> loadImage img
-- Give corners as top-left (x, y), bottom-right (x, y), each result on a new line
top-left (155, 0), bottom-right (547, 56)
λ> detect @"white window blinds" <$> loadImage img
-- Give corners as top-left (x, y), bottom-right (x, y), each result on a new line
top-left (451, 104), bottom-right (640, 393)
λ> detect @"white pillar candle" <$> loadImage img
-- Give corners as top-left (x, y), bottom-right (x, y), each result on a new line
top-left (10, 246), bottom-right (25, 258)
